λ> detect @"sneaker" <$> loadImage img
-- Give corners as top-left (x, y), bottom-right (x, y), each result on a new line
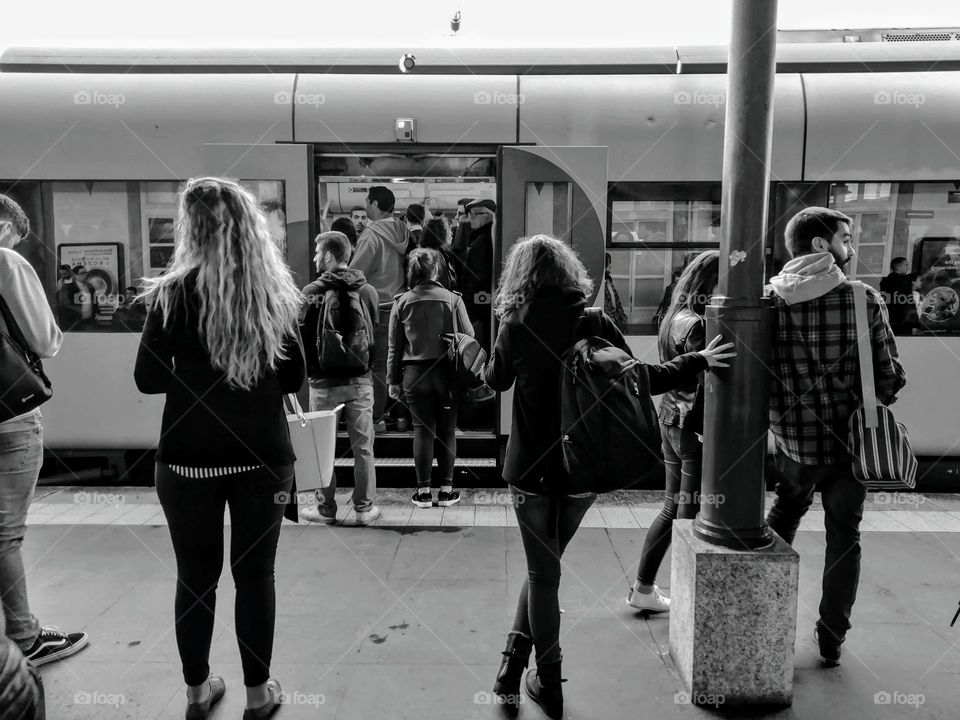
top-left (374, 420), bottom-right (388, 433)
top-left (300, 504), bottom-right (337, 524)
top-left (626, 583), bottom-right (671, 613)
top-left (814, 622), bottom-right (841, 667)
top-left (437, 490), bottom-right (461, 507)
top-left (23, 626), bottom-right (89, 666)
top-left (354, 506), bottom-right (382, 526)
top-left (412, 490), bottom-right (433, 508)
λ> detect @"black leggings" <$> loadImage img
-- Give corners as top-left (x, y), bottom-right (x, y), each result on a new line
top-left (156, 463), bottom-right (293, 687)
top-left (403, 363), bottom-right (459, 488)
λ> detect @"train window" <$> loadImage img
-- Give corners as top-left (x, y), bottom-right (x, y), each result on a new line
top-left (827, 181), bottom-right (960, 334)
top-left (606, 182), bottom-right (721, 334)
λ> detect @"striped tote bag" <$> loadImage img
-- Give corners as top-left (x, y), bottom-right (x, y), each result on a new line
top-left (848, 282), bottom-right (917, 490)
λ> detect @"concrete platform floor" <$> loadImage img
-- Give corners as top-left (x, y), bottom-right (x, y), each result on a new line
top-left (18, 489), bottom-right (960, 719)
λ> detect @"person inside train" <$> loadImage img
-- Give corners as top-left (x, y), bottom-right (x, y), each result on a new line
top-left (331, 216), bottom-right (358, 251)
top-left (419, 216), bottom-right (458, 291)
top-left (113, 285), bottom-right (148, 331)
top-left (387, 247), bottom-right (472, 509)
top-left (627, 250), bottom-right (719, 613)
top-left (461, 198), bottom-right (496, 352)
top-left (55, 265), bottom-right (94, 331)
top-left (603, 252), bottom-right (628, 333)
top-left (349, 186), bottom-right (410, 429)
top-left (0, 195), bottom-right (89, 670)
top-left (405, 203), bottom-right (425, 247)
top-left (482, 235), bottom-right (733, 718)
top-left (766, 206), bottom-right (906, 668)
top-left (134, 177), bottom-right (305, 719)
top-left (450, 197), bottom-right (473, 264)
top-left (299, 230), bottom-right (381, 526)
top-left (349, 205), bottom-right (367, 235)
top-left (879, 257), bottom-right (921, 334)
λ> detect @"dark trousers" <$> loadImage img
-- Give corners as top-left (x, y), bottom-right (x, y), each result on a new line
top-left (372, 306), bottom-right (391, 421)
top-left (509, 487), bottom-right (595, 665)
top-left (403, 363), bottom-right (459, 488)
top-left (156, 463), bottom-right (294, 687)
top-left (765, 449), bottom-right (867, 641)
top-left (636, 424), bottom-right (702, 585)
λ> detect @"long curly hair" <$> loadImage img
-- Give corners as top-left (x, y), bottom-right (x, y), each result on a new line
top-left (658, 250), bottom-right (719, 348)
top-left (493, 234), bottom-right (594, 319)
top-left (140, 177), bottom-right (302, 390)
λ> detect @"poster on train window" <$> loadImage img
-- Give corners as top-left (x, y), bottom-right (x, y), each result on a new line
top-left (57, 243), bottom-right (123, 307)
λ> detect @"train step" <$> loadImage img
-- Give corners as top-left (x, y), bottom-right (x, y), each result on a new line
top-left (334, 457), bottom-right (497, 468)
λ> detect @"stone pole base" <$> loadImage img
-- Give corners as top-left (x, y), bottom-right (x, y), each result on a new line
top-left (669, 520), bottom-right (799, 706)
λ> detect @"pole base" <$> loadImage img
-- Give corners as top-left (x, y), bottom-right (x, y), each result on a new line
top-left (693, 514), bottom-right (773, 550)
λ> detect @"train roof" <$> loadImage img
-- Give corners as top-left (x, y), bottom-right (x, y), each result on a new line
top-left (4, 43), bottom-right (960, 74)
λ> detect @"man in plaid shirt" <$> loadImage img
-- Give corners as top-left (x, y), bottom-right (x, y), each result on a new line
top-left (766, 207), bottom-right (906, 667)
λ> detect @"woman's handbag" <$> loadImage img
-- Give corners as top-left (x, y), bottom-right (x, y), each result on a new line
top-left (441, 295), bottom-right (495, 404)
top-left (0, 295), bottom-right (52, 423)
top-left (284, 394), bottom-right (343, 493)
top-left (848, 281), bottom-right (917, 490)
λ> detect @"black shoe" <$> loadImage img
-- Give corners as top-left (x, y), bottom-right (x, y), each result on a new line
top-left (493, 633), bottom-right (532, 709)
top-left (437, 490), bottom-right (460, 507)
top-left (412, 490), bottom-right (433, 508)
top-left (814, 622), bottom-right (841, 667)
top-left (185, 676), bottom-right (225, 720)
top-left (23, 627), bottom-right (89, 667)
top-left (524, 660), bottom-right (564, 719)
top-left (242, 679), bottom-right (283, 720)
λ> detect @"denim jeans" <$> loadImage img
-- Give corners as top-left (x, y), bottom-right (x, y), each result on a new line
top-left (636, 424), bottom-right (702, 585)
top-left (766, 448), bottom-right (867, 641)
top-left (310, 385), bottom-right (376, 512)
top-left (156, 463), bottom-right (294, 687)
top-left (509, 486), bottom-right (595, 665)
top-left (0, 412), bottom-right (43, 651)
top-left (403, 364), bottom-right (459, 488)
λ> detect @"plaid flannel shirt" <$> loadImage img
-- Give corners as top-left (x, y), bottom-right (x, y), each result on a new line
top-left (768, 281), bottom-right (906, 466)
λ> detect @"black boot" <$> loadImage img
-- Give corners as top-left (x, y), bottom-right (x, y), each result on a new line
top-left (493, 632), bottom-right (532, 705)
top-left (524, 658), bottom-right (564, 719)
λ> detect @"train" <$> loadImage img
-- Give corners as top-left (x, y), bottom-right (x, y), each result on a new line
top-left (1, 39), bottom-right (960, 487)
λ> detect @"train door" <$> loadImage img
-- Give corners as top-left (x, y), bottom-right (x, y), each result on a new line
top-left (203, 143), bottom-right (316, 287)
top-left (495, 146), bottom-right (609, 437)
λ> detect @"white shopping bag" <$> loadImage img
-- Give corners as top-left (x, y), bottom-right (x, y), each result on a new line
top-left (285, 394), bottom-right (342, 492)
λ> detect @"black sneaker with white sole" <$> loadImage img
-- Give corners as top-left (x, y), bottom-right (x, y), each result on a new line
top-left (814, 622), bottom-right (841, 667)
top-left (437, 490), bottom-right (460, 507)
top-left (23, 627), bottom-right (89, 667)
top-left (412, 490), bottom-right (433, 508)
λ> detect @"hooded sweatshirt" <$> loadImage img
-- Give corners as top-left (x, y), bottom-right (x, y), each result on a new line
top-left (349, 217), bottom-right (410, 304)
top-left (300, 267), bottom-right (379, 388)
top-left (767, 251), bottom-right (906, 466)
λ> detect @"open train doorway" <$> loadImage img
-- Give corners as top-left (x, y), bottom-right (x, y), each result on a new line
top-left (314, 148), bottom-right (499, 485)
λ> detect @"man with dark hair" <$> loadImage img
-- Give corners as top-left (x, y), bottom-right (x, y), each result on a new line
top-left (880, 257), bottom-right (920, 334)
top-left (349, 186), bottom-right (410, 424)
top-left (300, 231), bottom-right (381, 524)
top-left (331, 217), bottom-right (358, 249)
top-left (766, 206), bottom-right (906, 668)
top-left (405, 203), bottom-right (425, 247)
top-left (462, 198), bottom-right (496, 352)
top-left (349, 206), bottom-right (367, 234)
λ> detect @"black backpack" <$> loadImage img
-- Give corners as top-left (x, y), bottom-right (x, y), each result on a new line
top-left (558, 308), bottom-right (664, 494)
top-left (316, 287), bottom-right (373, 378)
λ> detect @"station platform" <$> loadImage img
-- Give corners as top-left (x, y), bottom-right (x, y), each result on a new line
top-left (21, 487), bottom-right (960, 719)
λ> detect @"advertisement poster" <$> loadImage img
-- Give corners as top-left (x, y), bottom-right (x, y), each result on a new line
top-left (57, 243), bottom-right (123, 306)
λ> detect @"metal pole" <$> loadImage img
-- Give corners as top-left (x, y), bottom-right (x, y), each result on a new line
top-left (693, 0), bottom-right (778, 549)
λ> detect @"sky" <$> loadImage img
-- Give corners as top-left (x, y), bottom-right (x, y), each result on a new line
top-left (0, 0), bottom-right (958, 52)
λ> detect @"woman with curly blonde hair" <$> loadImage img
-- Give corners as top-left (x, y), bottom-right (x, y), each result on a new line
top-left (484, 235), bottom-right (732, 718)
top-left (135, 177), bottom-right (305, 720)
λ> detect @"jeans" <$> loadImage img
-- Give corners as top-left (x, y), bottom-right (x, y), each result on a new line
top-left (510, 486), bottom-right (595, 665)
top-left (765, 448), bottom-right (867, 641)
top-left (371, 306), bottom-right (391, 421)
top-left (636, 424), bottom-right (702, 585)
top-left (0, 413), bottom-right (43, 651)
top-left (156, 463), bottom-right (293, 687)
top-left (310, 385), bottom-right (376, 511)
top-left (403, 364), bottom-right (459, 488)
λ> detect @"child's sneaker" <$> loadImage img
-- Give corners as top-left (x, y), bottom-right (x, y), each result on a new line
top-left (412, 490), bottom-right (433, 508)
top-left (437, 490), bottom-right (461, 507)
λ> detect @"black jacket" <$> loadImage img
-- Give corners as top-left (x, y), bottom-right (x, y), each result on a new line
top-left (462, 223), bottom-right (493, 315)
top-left (657, 308), bottom-right (707, 434)
top-left (134, 273), bottom-right (306, 466)
top-left (484, 286), bottom-right (708, 494)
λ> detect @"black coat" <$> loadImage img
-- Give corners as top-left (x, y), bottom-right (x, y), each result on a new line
top-left (484, 285), bottom-right (707, 494)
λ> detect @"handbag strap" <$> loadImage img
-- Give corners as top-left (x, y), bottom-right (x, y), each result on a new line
top-left (0, 294), bottom-right (36, 361)
top-left (285, 393), bottom-right (307, 427)
top-left (851, 281), bottom-right (879, 429)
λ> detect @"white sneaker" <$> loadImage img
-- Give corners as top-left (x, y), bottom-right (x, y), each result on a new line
top-left (626, 583), bottom-right (671, 613)
top-left (354, 506), bottom-right (382, 526)
top-left (300, 505), bottom-right (337, 524)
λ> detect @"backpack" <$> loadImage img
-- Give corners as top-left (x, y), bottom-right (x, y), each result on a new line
top-left (316, 287), bottom-right (373, 377)
top-left (441, 295), bottom-right (495, 404)
top-left (558, 307), bottom-right (664, 494)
